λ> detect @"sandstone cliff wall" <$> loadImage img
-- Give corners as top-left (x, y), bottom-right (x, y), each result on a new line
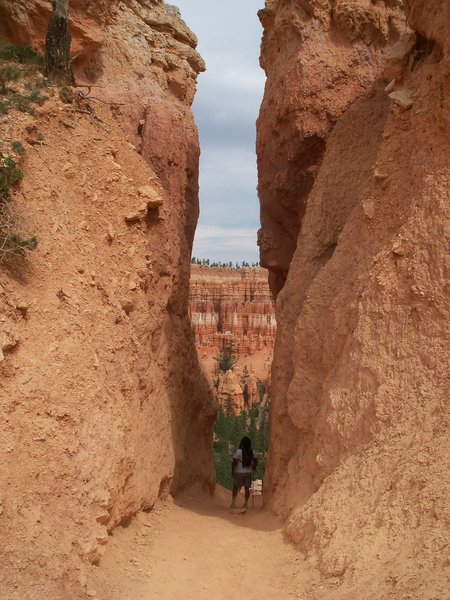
top-left (257, 0), bottom-right (405, 295)
top-left (0, 2), bottom-right (215, 598)
top-left (258, 1), bottom-right (449, 598)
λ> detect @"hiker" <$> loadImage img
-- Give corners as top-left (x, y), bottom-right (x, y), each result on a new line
top-left (231, 436), bottom-right (258, 509)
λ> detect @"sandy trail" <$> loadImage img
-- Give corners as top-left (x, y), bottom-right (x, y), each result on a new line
top-left (89, 488), bottom-right (307, 600)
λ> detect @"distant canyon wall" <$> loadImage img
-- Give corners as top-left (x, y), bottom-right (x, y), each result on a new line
top-left (189, 265), bottom-right (276, 355)
top-left (0, 1), bottom-right (215, 598)
top-left (189, 265), bottom-right (275, 415)
top-left (258, 0), bottom-right (449, 598)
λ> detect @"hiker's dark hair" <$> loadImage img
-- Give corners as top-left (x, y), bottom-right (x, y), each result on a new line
top-left (239, 436), bottom-right (253, 468)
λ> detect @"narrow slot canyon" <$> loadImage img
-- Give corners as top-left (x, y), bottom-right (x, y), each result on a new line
top-left (0, 1), bottom-right (449, 600)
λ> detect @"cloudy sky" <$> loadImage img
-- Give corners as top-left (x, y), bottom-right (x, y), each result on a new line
top-left (174, 0), bottom-right (265, 264)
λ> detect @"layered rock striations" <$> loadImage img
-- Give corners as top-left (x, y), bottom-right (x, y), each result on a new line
top-left (258, 0), bottom-right (449, 598)
top-left (0, 2), bottom-right (215, 598)
top-left (189, 266), bottom-right (275, 415)
top-left (189, 265), bottom-right (276, 355)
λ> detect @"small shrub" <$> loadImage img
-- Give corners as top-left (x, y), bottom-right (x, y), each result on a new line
top-left (0, 44), bottom-right (43, 65)
top-left (0, 153), bottom-right (23, 201)
top-left (8, 93), bottom-right (32, 113)
top-left (25, 77), bottom-right (50, 91)
top-left (0, 99), bottom-right (8, 114)
top-left (11, 141), bottom-right (25, 155)
top-left (0, 65), bottom-right (21, 94)
top-left (0, 153), bottom-right (37, 262)
top-left (5, 233), bottom-right (38, 255)
top-left (0, 202), bottom-right (38, 262)
top-left (7, 89), bottom-right (48, 114)
top-left (29, 89), bottom-right (47, 105)
top-left (0, 65), bottom-right (20, 80)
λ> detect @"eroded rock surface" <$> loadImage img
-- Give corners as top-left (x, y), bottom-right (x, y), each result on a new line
top-left (258, 0), bottom-right (449, 598)
top-left (257, 0), bottom-right (405, 295)
top-left (0, 2), bottom-right (214, 598)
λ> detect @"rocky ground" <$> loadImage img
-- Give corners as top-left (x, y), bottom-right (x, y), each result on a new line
top-left (87, 488), bottom-right (307, 600)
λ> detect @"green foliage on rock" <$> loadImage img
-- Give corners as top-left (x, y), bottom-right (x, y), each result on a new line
top-left (59, 85), bottom-right (75, 103)
top-left (0, 151), bottom-right (37, 262)
top-left (0, 65), bottom-right (21, 93)
top-left (0, 43), bottom-right (43, 65)
top-left (11, 141), bottom-right (25, 155)
top-left (0, 42), bottom-right (48, 114)
top-left (0, 45), bottom-right (44, 65)
top-left (256, 379), bottom-right (266, 401)
top-left (0, 153), bottom-right (23, 201)
top-left (215, 346), bottom-right (237, 374)
top-left (0, 44), bottom-right (43, 262)
top-left (6, 89), bottom-right (48, 114)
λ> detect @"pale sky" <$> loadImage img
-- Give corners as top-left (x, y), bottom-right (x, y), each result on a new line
top-left (174, 1), bottom-right (265, 264)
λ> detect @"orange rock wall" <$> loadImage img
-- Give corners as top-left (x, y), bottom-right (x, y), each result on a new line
top-left (257, 0), bottom-right (405, 295)
top-left (0, 2), bottom-right (215, 598)
top-left (189, 265), bottom-right (276, 355)
top-left (258, 0), bottom-right (449, 598)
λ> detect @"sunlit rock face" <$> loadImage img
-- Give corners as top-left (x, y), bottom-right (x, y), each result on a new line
top-left (0, 1), bottom-right (215, 597)
top-left (258, 0), bottom-right (449, 597)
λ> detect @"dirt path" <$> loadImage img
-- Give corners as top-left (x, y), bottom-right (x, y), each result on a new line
top-left (88, 488), bottom-right (309, 600)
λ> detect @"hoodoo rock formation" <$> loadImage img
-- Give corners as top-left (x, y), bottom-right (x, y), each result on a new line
top-left (189, 265), bottom-right (275, 414)
top-left (0, 2), bottom-right (215, 598)
top-left (258, 0), bottom-right (449, 598)
top-left (189, 265), bottom-right (276, 355)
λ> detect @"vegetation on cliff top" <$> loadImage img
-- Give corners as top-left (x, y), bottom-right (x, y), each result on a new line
top-left (192, 256), bottom-right (260, 269)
